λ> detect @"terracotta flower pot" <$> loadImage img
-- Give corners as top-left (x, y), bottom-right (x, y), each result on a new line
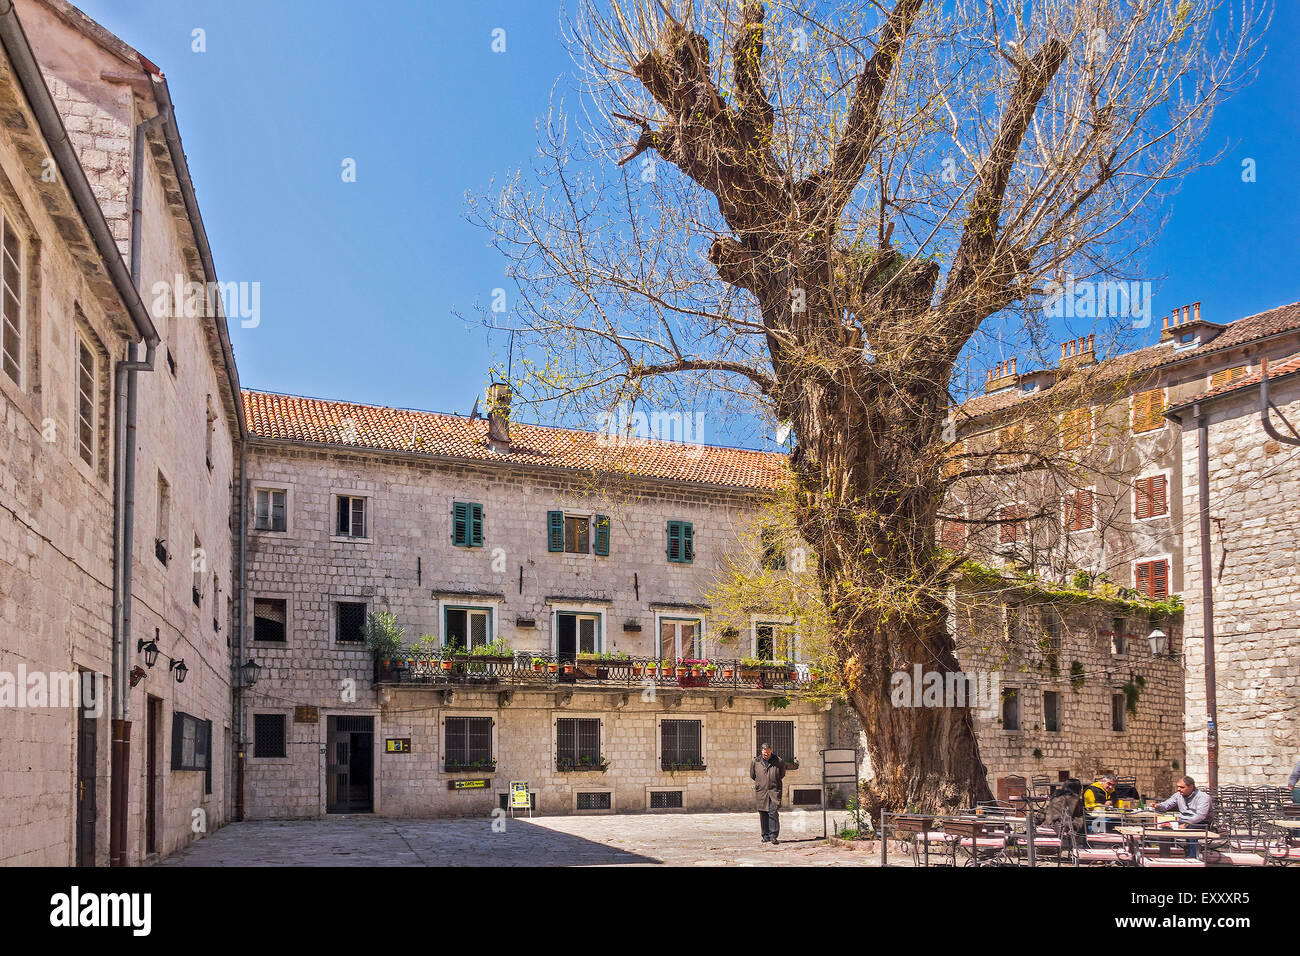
top-left (440, 660), bottom-right (454, 671)
top-left (547, 663), bottom-right (559, 673)
top-left (722, 668), bottom-right (734, 679)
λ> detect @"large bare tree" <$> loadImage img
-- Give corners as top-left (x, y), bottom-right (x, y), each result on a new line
top-left (476, 0), bottom-right (1265, 810)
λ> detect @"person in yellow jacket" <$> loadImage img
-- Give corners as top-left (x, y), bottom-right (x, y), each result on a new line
top-left (1083, 773), bottom-right (1117, 832)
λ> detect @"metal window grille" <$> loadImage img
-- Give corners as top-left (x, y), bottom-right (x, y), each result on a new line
top-left (660, 719), bottom-right (702, 768)
top-left (650, 790), bottom-right (683, 809)
top-left (253, 713), bottom-right (286, 758)
top-left (445, 716), bottom-right (493, 767)
top-left (576, 792), bottom-right (611, 811)
top-left (253, 599), bottom-right (286, 642)
top-left (77, 338), bottom-right (95, 466)
top-left (793, 789), bottom-right (822, 806)
top-left (336, 602), bottom-right (366, 643)
top-left (755, 720), bottom-right (795, 762)
top-left (557, 718), bottom-right (601, 765)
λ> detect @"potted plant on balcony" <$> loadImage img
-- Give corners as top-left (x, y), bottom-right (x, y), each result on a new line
top-left (645, 660), bottom-right (658, 677)
top-left (531, 657), bottom-right (547, 673)
top-left (363, 610), bottom-right (407, 682)
top-left (721, 663), bottom-right (735, 680)
top-left (547, 660), bottom-right (559, 674)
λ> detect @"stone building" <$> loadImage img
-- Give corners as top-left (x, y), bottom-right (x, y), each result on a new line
top-left (1167, 346), bottom-right (1300, 787)
top-left (949, 301), bottom-right (1300, 791)
top-left (0, 0), bottom-right (241, 865)
top-left (239, 389), bottom-right (836, 817)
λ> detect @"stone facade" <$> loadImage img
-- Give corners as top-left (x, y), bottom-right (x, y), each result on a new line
top-left (0, 0), bottom-right (241, 865)
top-left (955, 586), bottom-right (1185, 798)
top-left (240, 437), bottom-right (834, 817)
top-left (1175, 373), bottom-right (1300, 786)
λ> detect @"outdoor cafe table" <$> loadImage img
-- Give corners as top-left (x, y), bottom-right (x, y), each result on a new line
top-left (941, 815), bottom-right (1022, 866)
top-left (1116, 825), bottom-right (1219, 861)
top-left (1270, 820), bottom-right (1300, 830)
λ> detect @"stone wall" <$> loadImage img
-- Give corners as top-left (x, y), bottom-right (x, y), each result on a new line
top-left (1178, 376), bottom-right (1300, 786)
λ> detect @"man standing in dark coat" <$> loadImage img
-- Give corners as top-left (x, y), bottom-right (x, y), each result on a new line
top-left (751, 742), bottom-right (786, 844)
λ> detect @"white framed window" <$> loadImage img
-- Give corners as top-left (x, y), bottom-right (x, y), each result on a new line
top-left (1062, 487), bottom-right (1096, 534)
top-left (76, 333), bottom-right (97, 468)
top-left (442, 604), bottom-right (495, 650)
top-left (1132, 472), bottom-right (1170, 521)
top-left (333, 493), bottom-right (368, 539)
top-left (1, 208), bottom-right (24, 388)
top-left (553, 607), bottom-right (604, 658)
top-left (254, 488), bottom-right (288, 532)
top-left (655, 614), bottom-right (703, 662)
top-left (750, 616), bottom-right (796, 662)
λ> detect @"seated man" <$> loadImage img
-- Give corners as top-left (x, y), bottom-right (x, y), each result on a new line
top-left (1083, 773), bottom-right (1117, 832)
top-left (1155, 775), bottom-right (1214, 859)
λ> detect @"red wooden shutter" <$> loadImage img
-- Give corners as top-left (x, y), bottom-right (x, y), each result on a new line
top-left (1135, 561), bottom-right (1150, 596)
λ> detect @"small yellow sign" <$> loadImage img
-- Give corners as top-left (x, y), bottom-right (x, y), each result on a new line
top-left (510, 781), bottom-right (531, 809)
top-left (385, 738), bottom-right (411, 754)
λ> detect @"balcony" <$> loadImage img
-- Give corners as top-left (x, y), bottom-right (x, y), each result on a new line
top-left (375, 653), bottom-right (815, 693)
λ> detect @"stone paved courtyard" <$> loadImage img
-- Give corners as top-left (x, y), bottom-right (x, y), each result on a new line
top-left (156, 810), bottom-right (901, 866)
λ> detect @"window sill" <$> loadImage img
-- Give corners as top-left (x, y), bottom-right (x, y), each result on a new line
top-left (330, 535), bottom-right (373, 545)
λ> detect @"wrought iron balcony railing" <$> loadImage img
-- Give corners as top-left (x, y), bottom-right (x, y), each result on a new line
top-left (375, 652), bottom-right (815, 692)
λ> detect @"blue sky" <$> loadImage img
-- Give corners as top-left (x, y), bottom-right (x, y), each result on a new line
top-left (70, 0), bottom-right (1300, 447)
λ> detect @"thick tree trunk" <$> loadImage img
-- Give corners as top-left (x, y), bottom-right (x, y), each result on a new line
top-left (768, 264), bottom-right (993, 812)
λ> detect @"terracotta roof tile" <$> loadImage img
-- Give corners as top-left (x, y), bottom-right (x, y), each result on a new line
top-left (242, 390), bottom-right (789, 491)
top-left (958, 300), bottom-right (1300, 422)
top-left (1170, 352), bottom-right (1300, 409)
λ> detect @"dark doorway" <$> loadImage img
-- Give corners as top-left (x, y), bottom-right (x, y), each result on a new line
top-left (146, 697), bottom-right (161, 855)
top-left (556, 613), bottom-right (577, 661)
top-left (326, 716), bottom-right (373, 813)
top-left (76, 695), bottom-right (97, 867)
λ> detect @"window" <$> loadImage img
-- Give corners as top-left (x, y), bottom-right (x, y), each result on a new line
top-left (940, 518), bottom-right (966, 548)
top-left (253, 598), bottom-right (287, 643)
top-left (576, 792), bottom-right (612, 810)
top-left (1134, 558), bottom-right (1170, 599)
top-left (1063, 489), bottom-right (1094, 532)
top-left (649, 790), bottom-right (683, 809)
top-left (755, 720), bottom-right (795, 762)
top-left (659, 617), bottom-right (701, 662)
top-left (155, 473), bottom-right (171, 565)
top-left (998, 504), bottom-right (1026, 544)
top-left (660, 719), bottom-right (703, 770)
top-left (253, 714), bottom-right (286, 758)
top-left (171, 712), bottom-right (211, 772)
top-left (1043, 691), bottom-right (1062, 733)
top-left (1, 209), bottom-right (22, 387)
top-left (1132, 388), bottom-right (1165, 433)
top-left (754, 621), bottom-right (794, 662)
top-left (1002, 689), bottom-right (1021, 730)
top-left (544, 512), bottom-right (609, 555)
top-left (205, 395), bottom-right (216, 471)
top-left (444, 606), bottom-right (492, 650)
top-left (1110, 617), bottom-right (1128, 656)
top-left (335, 495), bottom-right (367, 538)
top-left (761, 528), bottom-right (786, 570)
top-left (76, 336), bottom-right (96, 467)
top-left (335, 601), bottom-right (367, 644)
top-left (1112, 693), bottom-right (1127, 732)
top-left (556, 718), bottom-right (602, 770)
top-left (192, 535), bottom-right (202, 606)
top-left (255, 489), bottom-right (287, 531)
top-left (1004, 603), bottom-right (1027, 645)
top-left (1042, 618), bottom-right (1062, 672)
top-left (1133, 475), bottom-right (1168, 519)
top-left (1061, 407), bottom-right (1091, 450)
top-left (666, 520), bottom-right (694, 563)
top-left (452, 501), bottom-right (483, 547)
top-left (1210, 365), bottom-right (1248, 389)
top-left (444, 716), bottom-right (493, 770)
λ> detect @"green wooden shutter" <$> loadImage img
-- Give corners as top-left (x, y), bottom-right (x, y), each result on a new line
top-left (682, 522), bottom-right (694, 562)
top-left (547, 511), bottom-right (565, 552)
top-left (594, 514), bottom-right (610, 556)
top-left (470, 503), bottom-right (483, 547)
top-left (452, 501), bottom-right (469, 546)
top-left (666, 521), bottom-right (681, 561)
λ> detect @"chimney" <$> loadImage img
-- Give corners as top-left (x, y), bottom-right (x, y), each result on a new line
top-left (486, 380), bottom-right (512, 451)
top-left (1193, 301), bottom-right (1201, 323)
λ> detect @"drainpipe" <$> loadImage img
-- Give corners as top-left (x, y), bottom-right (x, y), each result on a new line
top-left (235, 440), bottom-right (247, 821)
top-left (1193, 402), bottom-right (1218, 792)
top-left (108, 108), bottom-right (168, 866)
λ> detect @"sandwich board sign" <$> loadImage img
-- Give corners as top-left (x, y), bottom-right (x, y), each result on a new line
top-left (509, 781), bottom-right (532, 817)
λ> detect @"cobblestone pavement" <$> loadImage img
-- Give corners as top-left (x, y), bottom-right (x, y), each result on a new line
top-left (157, 811), bottom-right (903, 866)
